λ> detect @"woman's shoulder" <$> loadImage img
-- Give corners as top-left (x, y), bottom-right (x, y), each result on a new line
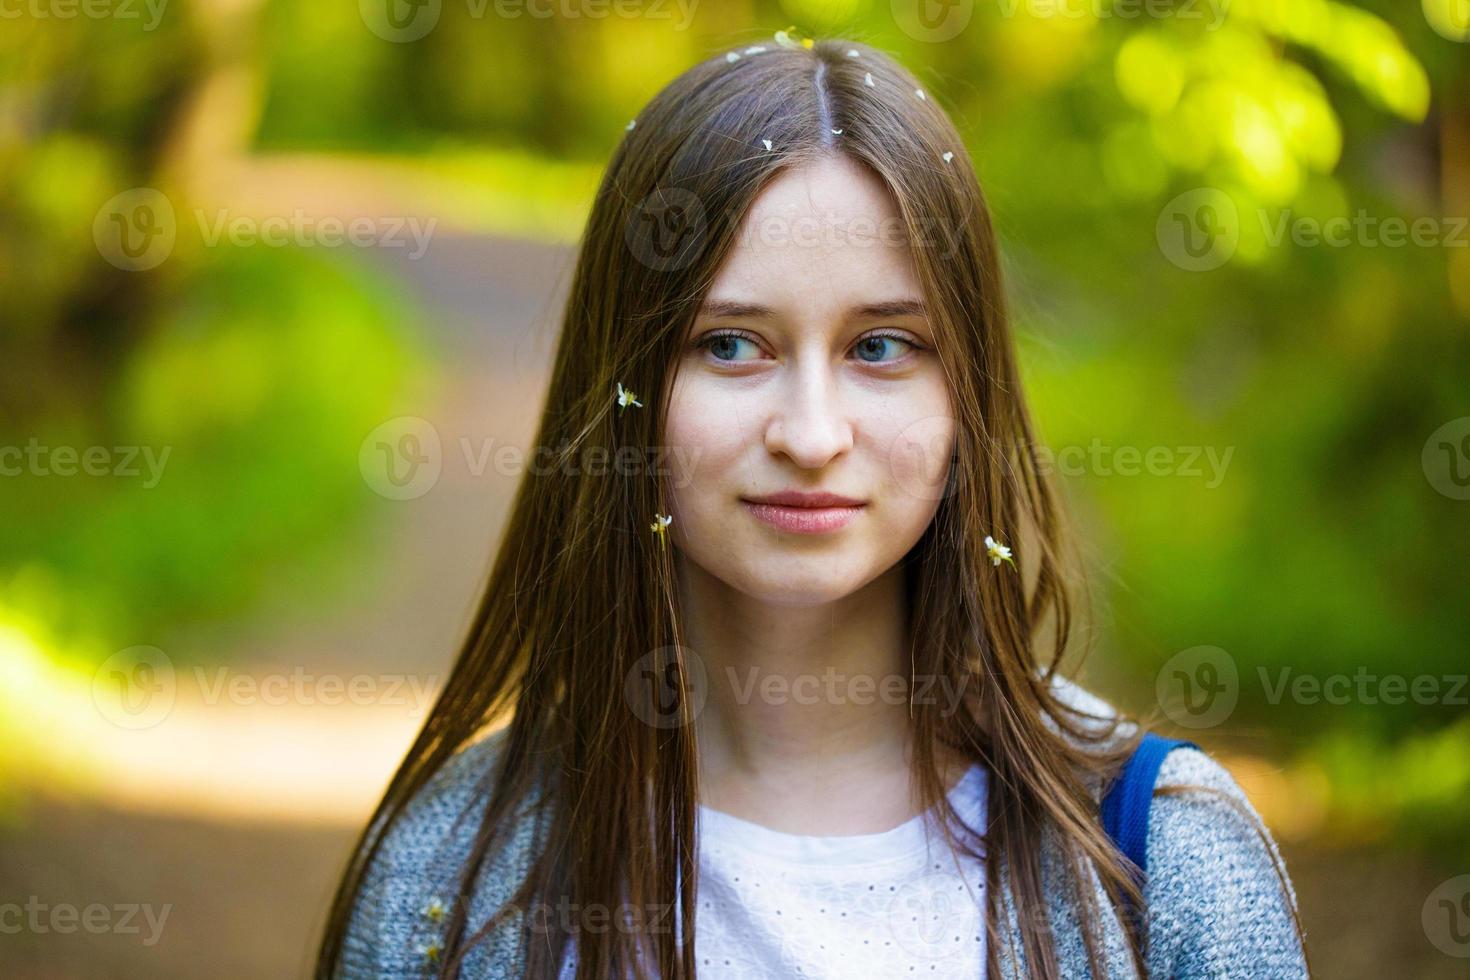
top-left (1041, 674), bottom-right (1307, 976)
top-left (404, 726), bottom-right (519, 827)
top-left (1143, 742), bottom-right (1308, 977)
top-left (377, 725), bottom-right (525, 861)
top-left (338, 726), bottom-right (542, 978)
top-left (1040, 671), bottom-right (1142, 763)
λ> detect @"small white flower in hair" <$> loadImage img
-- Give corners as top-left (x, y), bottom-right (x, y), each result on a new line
top-left (650, 513), bottom-right (673, 540)
top-left (626, 119), bottom-right (636, 131)
top-left (916, 88), bottom-right (926, 101)
top-left (864, 72), bottom-right (874, 87)
top-left (726, 51), bottom-right (740, 62)
top-left (985, 535), bottom-right (1016, 569)
top-left (744, 45), bottom-right (767, 54)
top-left (831, 128), bottom-right (843, 135)
top-left (846, 49), bottom-right (860, 57)
top-left (616, 382), bottom-right (644, 412)
top-left (774, 24), bottom-right (814, 49)
top-left (762, 138), bottom-right (773, 151)
top-left (943, 151), bottom-right (954, 163)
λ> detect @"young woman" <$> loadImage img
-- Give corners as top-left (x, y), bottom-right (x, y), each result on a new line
top-left (317, 34), bottom-right (1310, 980)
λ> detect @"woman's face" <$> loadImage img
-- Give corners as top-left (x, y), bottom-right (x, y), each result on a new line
top-left (664, 155), bottom-right (956, 606)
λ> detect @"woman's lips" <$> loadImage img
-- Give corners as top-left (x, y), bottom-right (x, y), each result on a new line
top-left (740, 500), bottom-right (865, 534)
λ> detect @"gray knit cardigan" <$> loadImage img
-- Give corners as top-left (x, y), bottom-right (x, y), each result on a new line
top-left (339, 676), bottom-right (1309, 978)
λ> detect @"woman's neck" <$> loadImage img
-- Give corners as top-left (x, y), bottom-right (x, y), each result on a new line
top-left (676, 555), bottom-right (968, 834)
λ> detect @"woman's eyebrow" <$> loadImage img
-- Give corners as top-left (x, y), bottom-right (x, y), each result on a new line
top-left (697, 299), bottom-right (928, 319)
top-left (851, 299), bottom-right (927, 320)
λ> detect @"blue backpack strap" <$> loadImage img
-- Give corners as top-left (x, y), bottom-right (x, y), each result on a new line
top-left (1100, 731), bottom-right (1199, 928)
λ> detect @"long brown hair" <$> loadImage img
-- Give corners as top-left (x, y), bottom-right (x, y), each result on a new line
top-left (316, 35), bottom-right (1307, 980)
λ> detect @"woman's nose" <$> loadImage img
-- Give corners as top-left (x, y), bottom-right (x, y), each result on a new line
top-left (762, 357), bottom-right (855, 468)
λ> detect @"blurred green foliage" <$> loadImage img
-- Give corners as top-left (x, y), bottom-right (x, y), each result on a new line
top-left (4, 247), bottom-right (429, 646)
top-left (1, 10), bottom-right (431, 652)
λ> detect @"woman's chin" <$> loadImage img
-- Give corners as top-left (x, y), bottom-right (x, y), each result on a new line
top-left (724, 562), bottom-right (874, 607)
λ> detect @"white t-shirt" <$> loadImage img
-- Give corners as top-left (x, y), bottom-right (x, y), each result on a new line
top-left (557, 764), bottom-right (989, 978)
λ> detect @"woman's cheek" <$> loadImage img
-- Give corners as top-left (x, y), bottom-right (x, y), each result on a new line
top-left (663, 384), bottom-right (743, 537)
top-left (883, 411), bottom-right (957, 508)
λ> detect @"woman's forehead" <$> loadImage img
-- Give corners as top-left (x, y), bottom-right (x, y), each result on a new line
top-left (739, 155), bottom-right (901, 229)
top-left (709, 159), bottom-right (922, 316)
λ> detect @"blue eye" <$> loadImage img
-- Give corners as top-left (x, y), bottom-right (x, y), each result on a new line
top-left (853, 332), bottom-right (919, 363)
top-left (699, 331), bottom-right (762, 362)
